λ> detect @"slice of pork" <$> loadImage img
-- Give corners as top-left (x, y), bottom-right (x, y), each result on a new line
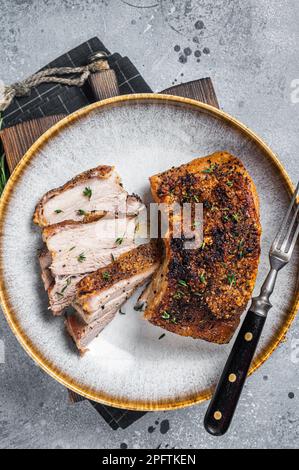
top-left (34, 165), bottom-right (142, 227)
top-left (42, 213), bottom-right (140, 276)
top-left (39, 248), bottom-right (84, 315)
top-left (72, 241), bottom-right (161, 325)
top-left (65, 289), bottom-right (135, 353)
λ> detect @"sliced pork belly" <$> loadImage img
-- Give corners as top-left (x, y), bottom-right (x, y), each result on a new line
top-left (33, 165), bottom-right (141, 227)
top-left (72, 242), bottom-right (161, 325)
top-left (42, 213), bottom-right (140, 276)
top-left (39, 248), bottom-right (84, 315)
top-left (48, 274), bottom-right (84, 315)
top-left (38, 247), bottom-right (53, 291)
top-left (66, 290), bottom-right (134, 353)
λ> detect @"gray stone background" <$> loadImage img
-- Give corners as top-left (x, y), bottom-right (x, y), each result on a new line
top-left (0, 0), bottom-right (298, 449)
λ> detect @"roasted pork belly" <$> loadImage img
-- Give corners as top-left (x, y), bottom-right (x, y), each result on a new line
top-left (42, 213), bottom-right (140, 276)
top-left (38, 247), bottom-right (84, 315)
top-left (144, 152), bottom-right (261, 344)
top-left (34, 165), bottom-right (141, 227)
top-left (72, 242), bottom-right (161, 324)
top-left (65, 291), bottom-right (134, 353)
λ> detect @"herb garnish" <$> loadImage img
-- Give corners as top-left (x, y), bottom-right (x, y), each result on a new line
top-left (237, 239), bottom-right (244, 259)
top-left (77, 209), bottom-right (87, 216)
top-left (102, 271), bottom-right (110, 280)
top-left (77, 253), bottom-right (86, 263)
top-left (192, 221), bottom-right (201, 229)
top-left (202, 163), bottom-right (216, 174)
top-left (173, 290), bottom-right (184, 300)
top-left (111, 253), bottom-right (115, 263)
top-left (158, 333), bottom-right (166, 340)
top-left (232, 213), bottom-right (240, 222)
top-left (83, 187), bottom-right (92, 200)
top-left (226, 180), bottom-right (234, 187)
top-left (161, 311), bottom-right (171, 320)
top-left (69, 246), bottom-right (76, 251)
top-left (119, 308), bottom-right (126, 315)
top-left (178, 280), bottom-right (188, 287)
top-left (193, 194), bottom-right (199, 203)
top-left (115, 237), bottom-right (123, 245)
top-left (54, 209), bottom-right (63, 214)
top-left (227, 273), bottom-right (237, 287)
top-left (199, 274), bottom-right (206, 284)
top-left (61, 277), bottom-right (71, 294)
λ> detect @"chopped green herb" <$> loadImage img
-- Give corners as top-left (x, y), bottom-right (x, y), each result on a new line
top-left (56, 292), bottom-right (64, 299)
top-left (171, 317), bottom-right (177, 324)
top-left (237, 239), bottom-right (244, 258)
top-left (77, 209), bottom-right (87, 216)
top-left (102, 271), bottom-right (110, 280)
top-left (232, 213), bottom-right (240, 222)
top-left (77, 253), bottom-right (86, 263)
top-left (115, 237), bottom-right (123, 245)
top-left (61, 277), bottom-right (71, 294)
top-left (173, 290), bottom-right (184, 300)
top-left (83, 187), bottom-right (92, 199)
top-left (54, 209), bottom-right (63, 214)
top-left (226, 180), bottom-right (234, 187)
top-left (223, 214), bottom-right (229, 222)
top-left (200, 241), bottom-right (206, 250)
top-left (199, 274), bottom-right (206, 284)
top-left (193, 194), bottom-right (199, 203)
top-left (161, 311), bottom-right (171, 320)
top-left (119, 308), bottom-right (126, 315)
top-left (69, 246), bottom-right (76, 251)
top-left (227, 273), bottom-right (237, 287)
top-left (111, 253), bottom-right (115, 263)
top-left (202, 163), bottom-right (216, 174)
top-left (158, 333), bottom-right (166, 340)
top-left (178, 280), bottom-right (188, 287)
top-left (192, 221), bottom-right (201, 229)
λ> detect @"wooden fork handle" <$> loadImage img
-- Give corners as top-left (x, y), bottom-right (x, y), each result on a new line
top-left (204, 310), bottom-right (266, 436)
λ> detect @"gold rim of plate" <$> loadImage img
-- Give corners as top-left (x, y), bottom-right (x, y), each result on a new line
top-left (0, 94), bottom-right (298, 411)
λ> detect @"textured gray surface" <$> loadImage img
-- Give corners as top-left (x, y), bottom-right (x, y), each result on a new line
top-left (0, 0), bottom-right (298, 450)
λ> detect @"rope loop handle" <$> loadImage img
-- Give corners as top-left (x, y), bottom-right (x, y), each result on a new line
top-left (0, 60), bottom-right (109, 112)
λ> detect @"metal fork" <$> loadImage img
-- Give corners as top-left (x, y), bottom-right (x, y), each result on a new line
top-left (204, 182), bottom-right (299, 436)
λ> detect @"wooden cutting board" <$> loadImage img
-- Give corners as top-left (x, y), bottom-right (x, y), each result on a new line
top-left (1, 78), bottom-right (219, 173)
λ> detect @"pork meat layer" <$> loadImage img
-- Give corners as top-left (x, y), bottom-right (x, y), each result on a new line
top-left (73, 241), bottom-right (161, 324)
top-left (65, 290), bottom-right (134, 353)
top-left (34, 165), bottom-right (142, 227)
top-left (42, 213), bottom-right (140, 276)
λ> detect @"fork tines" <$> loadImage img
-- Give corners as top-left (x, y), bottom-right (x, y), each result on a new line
top-left (272, 181), bottom-right (299, 256)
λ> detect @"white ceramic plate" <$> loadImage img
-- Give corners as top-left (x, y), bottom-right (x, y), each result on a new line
top-left (0, 95), bottom-right (298, 410)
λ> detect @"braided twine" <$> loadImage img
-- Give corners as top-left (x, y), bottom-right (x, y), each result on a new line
top-left (0, 61), bottom-right (109, 112)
